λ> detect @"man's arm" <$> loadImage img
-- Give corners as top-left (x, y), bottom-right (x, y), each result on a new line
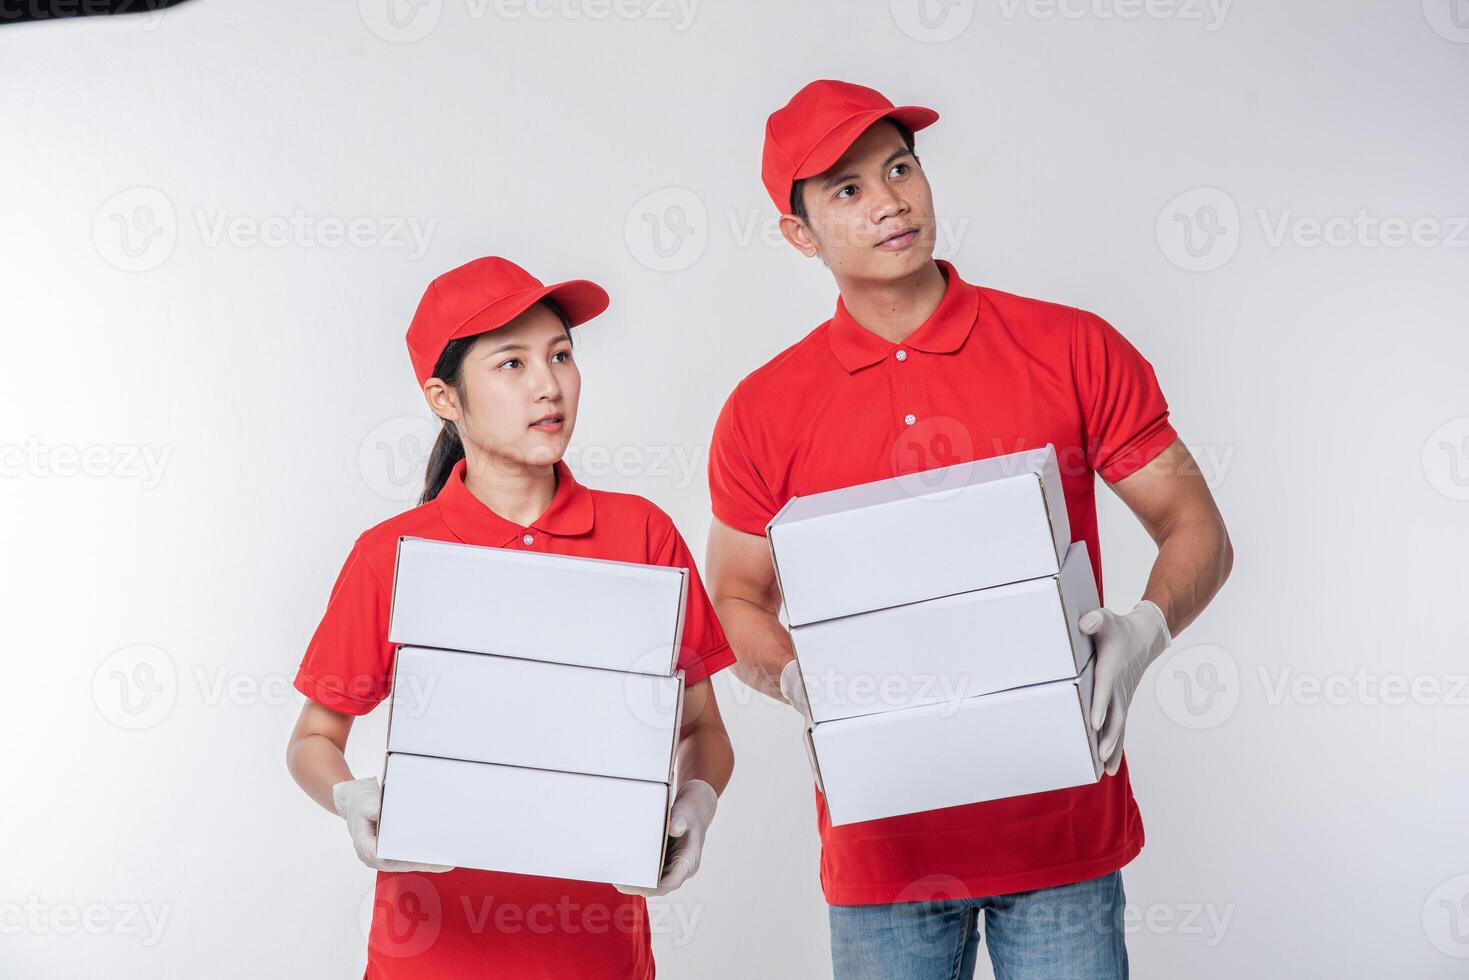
top-left (705, 517), bottom-right (795, 702)
top-left (1106, 437), bottom-right (1234, 635)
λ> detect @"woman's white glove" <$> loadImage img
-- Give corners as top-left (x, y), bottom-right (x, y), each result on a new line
top-left (614, 779), bottom-right (718, 898)
top-left (1080, 600), bottom-right (1173, 776)
top-left (331, 777), bottom-right (454, 874)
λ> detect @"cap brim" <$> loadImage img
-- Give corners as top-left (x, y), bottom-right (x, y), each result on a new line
top-left (449, 278), bottom-right (610, 342)
top-left (792, 105), bottom-right (939, 184)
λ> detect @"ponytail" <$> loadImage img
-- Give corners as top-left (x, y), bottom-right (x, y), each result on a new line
top-left (420, 421), bottom-right (465, 505)
top-left (417, 298), bottom-right (575, 505)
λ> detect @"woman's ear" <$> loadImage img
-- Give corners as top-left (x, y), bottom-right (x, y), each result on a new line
top-left (423, 378), bottom-right (460, 423)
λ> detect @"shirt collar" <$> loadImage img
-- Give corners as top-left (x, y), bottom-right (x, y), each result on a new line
top-left (827, 259), bottom-right (981, 373)
top-left (435, 455), bottom-right (595, 546)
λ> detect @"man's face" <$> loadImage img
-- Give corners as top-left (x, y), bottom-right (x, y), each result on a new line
top-left (784, 120), bottom-right (937, 284)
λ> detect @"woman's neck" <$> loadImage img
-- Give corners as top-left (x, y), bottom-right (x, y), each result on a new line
top-left (461, 452), bottom-right (559, 529)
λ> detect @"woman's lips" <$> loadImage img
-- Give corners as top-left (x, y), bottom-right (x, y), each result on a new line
top-left (530, 417), bottom-right (563, 433)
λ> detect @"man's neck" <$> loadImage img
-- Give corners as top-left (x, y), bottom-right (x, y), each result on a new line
top-left (835, 260), bottom-right (948, 345)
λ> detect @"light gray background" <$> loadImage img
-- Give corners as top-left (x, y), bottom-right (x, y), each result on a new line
top-left (3, 0), bottom-right (1467, 976)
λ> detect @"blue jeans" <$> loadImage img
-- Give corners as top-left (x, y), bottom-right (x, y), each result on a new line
top-left (829, 871), bottom-right (1128, 980)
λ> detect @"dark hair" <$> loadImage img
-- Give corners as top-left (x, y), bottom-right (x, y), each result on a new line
top-left (789, 118), bottom-right (917, 221)
top-left (420, 299), bottom-right (574, 504)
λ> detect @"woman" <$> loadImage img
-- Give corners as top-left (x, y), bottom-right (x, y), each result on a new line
top-left (285, 256), bottom-right (736, 978)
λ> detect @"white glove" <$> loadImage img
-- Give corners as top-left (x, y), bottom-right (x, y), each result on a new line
top-left (615, 779), bottom-right (718, 897)
top-left (1080, 600), bottom-right (1172, 777)
top-left (779, 658), bottom-right (812, 722)
top-left (331, 777), bottom-right (454, 874)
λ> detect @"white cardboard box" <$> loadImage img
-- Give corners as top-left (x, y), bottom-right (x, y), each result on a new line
top-left (387, 536), bottom-right (688, 675)
top-left (794, 541), bottom-right (1099, 723)
top-left (386, 646), bottom-right (684, 783)
top-left (766, 445), bottom-right (1071, 627)
top-left (809, 655), bottom-right (1101, 826)
top-left (377, 753), bottom-right (671, 888)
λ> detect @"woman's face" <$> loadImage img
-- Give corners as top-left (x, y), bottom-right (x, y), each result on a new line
top-left (450, 303), bottom-right (580, 472)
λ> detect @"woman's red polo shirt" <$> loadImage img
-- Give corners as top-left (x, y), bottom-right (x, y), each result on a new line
top-left (708, 260), bottom-right (1178, 905)
top-left (295, 456), bottom-right (735, 978)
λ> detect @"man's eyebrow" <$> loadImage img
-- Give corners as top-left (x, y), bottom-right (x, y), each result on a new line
top-left (821, 147), bottom-right (916, 189)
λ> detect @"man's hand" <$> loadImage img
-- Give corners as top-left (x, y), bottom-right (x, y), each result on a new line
top-left (1080, 600), bottom-right (1172, 776)
top-left (779, 658), bottom-right (812, 722)
top-left (614, 779), bottom-right (719, 897)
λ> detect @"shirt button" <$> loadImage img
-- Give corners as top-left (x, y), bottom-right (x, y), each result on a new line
top-left (895, 349), bottom-right (908, 362)
top-left (903, 413), bottom-right (917, 426)
top-left (522, 533), bottom-right (534, 545)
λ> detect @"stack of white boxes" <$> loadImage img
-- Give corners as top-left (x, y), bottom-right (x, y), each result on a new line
top-left (766, 444), bottom-right (1105, 826)
top-left (374, 537), bottom-right (688, 888)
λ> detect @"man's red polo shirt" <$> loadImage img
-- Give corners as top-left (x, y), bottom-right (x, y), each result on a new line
top-left (708, 260), bottom-right (1178, 905)
top-left (295, 456), bottom-right (735, 979)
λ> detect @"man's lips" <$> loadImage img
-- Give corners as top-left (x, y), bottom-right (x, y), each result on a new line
top-left (875, 228), bottom-right (919, 250)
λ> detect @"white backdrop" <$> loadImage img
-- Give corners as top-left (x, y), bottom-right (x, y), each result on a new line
top-left (3, 1), bottom-right (1467, 977)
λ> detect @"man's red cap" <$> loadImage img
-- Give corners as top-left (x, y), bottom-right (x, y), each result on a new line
top-left (405, 256), bottom-right (609, 387)
top-left (761, 80), bottom-right (938, 213)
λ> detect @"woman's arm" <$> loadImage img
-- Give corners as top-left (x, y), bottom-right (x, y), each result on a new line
top-left (674, 677), bottom-right (734, 794)
top-left (286, 700), bottom-right (357, 813)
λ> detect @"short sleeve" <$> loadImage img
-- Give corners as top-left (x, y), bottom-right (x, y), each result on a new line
top-left (651, 520), bottom-right (736, 687)
top-left (1072, 308), bottom-right (1179, 483)
top-left (708, 388), bottom-right (781, 537)
top-left (293, 538), bottom-right (395, 715)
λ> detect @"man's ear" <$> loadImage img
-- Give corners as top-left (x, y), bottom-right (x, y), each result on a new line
top-left (779, 214), bottom-right (820, 258)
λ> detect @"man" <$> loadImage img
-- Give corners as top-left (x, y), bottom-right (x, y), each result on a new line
top-left (705, 79), bottom-right (1233, 978)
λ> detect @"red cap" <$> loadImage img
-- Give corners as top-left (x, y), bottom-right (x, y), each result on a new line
top-left (405, 256), bottom-right (609, 387)
top-left (761, 80), bottom-right (938, 213)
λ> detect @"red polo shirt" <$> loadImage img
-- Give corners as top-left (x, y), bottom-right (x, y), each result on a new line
top-left (709, 260), bottom-right (1177, 905)
top-left (295, 456), bottom-right (735, 979)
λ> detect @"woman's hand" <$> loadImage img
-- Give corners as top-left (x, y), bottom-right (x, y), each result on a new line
top-left (332, 777), bottom-right (455, 874)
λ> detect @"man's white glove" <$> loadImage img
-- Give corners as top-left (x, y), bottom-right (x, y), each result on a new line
top-left (1080, 600), bottom-right (1172, 777)
top-left (615, 779), bottom-right (718, 897)
top-left (779, 657), bottom-right (812, 722)
top-left (331, 777), bottom-right (454, 874)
